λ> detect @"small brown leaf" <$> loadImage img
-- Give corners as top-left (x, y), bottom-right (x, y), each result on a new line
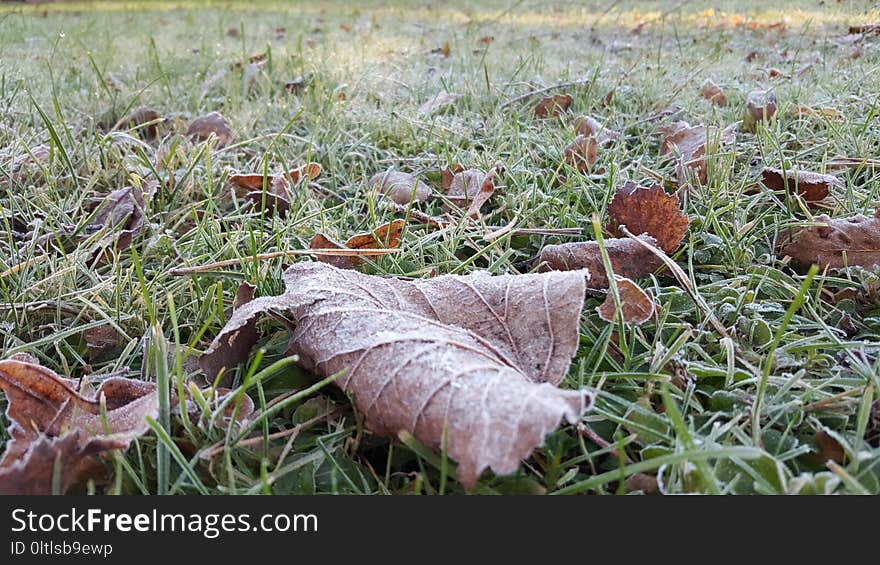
top-left (573, 115), bottom-right (620, 143)
top-left (370, 170), bottom-right (432, 204)
top-left (814, 430), bottom-right (845, 464)
top-left (418, 91), bottom-right (462, 115)
top-left (563, 135), bottom-right (598, 173)
top-left (743, 89), bottom-right (778, 132)
top-left (91, 180), bottom-right (158, 255)
top-left (625, 472), bottom-right (661, 495)
top-left (658, 121), bottom-right (735, 182)
top-left (779, 211), bottom-right (880, 270)
top-left (83, 324), bottom-right (121, 361)
top-left (123, 107), bottom-right (162, 140)
top-left (233, 281), bottom-right (257, 310)
top-left (244, 191), bottom-right (291, 218)
top-left (535, 236), bottom-right (664, 290)
top-left (310, 219), bottom-right (406, 270)
top-left (761, 166), bottom-right (838, 202)
top-left (0, 360), bottom-right (157, 494)
top-left (284, 73), bottom-right (312, 93)
top-left (441, 41), bottom-right (451, 57)
top-left (228, 163), bottom-right (322, 195)
top-left (534, 94), bottom-right (573, 118)
top-left (597, 277), bottom-right (656, 324)
top-left (199, 262), bottom-right (594, 488)
top-left (607, 181), bottom-right (689, 254)
top-left (186, 111), bottom-right (233, 147)
top-left (445, 167), bottom-right (497, 217)
top-left (479, 36), bottom-right (495, 45)
top-left (791, 104), bottom-right (843, 121)
top-left (700, 80), bottom-right (726, 106)
top-left (849, 24), bottom-right (880, 35)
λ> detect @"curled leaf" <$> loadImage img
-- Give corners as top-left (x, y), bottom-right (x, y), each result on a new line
top-left (535, 235), bottom-right (663, 289)
top-left (563, 135), bottom-right (598, 173)
top-left (700, 80), bottom-right (726, 106)
top-left (228, 163), bottom-right (322, 195)
top-left (658, 121), bottom-right (735, 182)
top-left (607, 181), bottom-right (689, 254)
top-left (309, 219), bottom-right (406, 270)
top-left (444, 167), bottom-right (497, 217)
top-left (370, 170), bottom-right (432, 204)
top-left (200, 262), bottom-right (594, 488)
top-left (761, 167), bottom-right (838, 202)
top-left (597, 277), bottom-right (656, 324)
top-left (743, 89), bottom-right (777, 132)
top-left (573, 115), bottom-right (620, 143)
top-left (186, 111), bottom-right (233, 147)
top-left (779, 211), bottom-right (880, 269)
top-left (534, 94), bottom-right (573, 118)
top-left (0, 360), bottom-right (158, 494)
top-left (419, 91), bottom-right (462, 115)
top-left (122, 107), bottom-right (162, 140)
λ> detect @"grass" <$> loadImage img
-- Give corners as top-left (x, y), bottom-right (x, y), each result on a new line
top-left (1, 0), bottom-right (879, 495)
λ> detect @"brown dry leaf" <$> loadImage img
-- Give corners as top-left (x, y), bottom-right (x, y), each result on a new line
top-left (779, 210), bottom-right (880, 270)
top-left (563, 135), bottom-right (598, 173)
top-left (479, 36), bottom-right (495, 45)
top-left (233, 281), bottom-right (256, 309)
top-left (284, 73), bottom-right (312, 93)
top-left (534, 235), bottom-right (664, 290)
top-left (5, 144), bottom-right (50, 183)
top-left (573, 115), bottom-right (620, 143)
top-left (814, 430), bottom-right (845, 464)
top-left (186, 111), bottom-right (232, 147)
top-left (441, 41), bottom-right (451, 57)
top-left (83, 324), bottom-right (121, 361)
top-left (743, 89), bottom-right (778, 132)
top-left (309, 219), bottom-right (406, 270)
top-left (625, 473), bottom-right (661, 495)
top-left (199, 261), bottom-right (593, 488)
top-left (658, 121), bottom-right (735, 182)
top-left (534, 94), bottom-right (573, 118)
top-left (122, 107), bottom-right (162, 140)
top-left (597, 277), bottom-right (656, 324)
top-left (761, 166), bottom-right (839, 202)
top-left (444, 167), bottom-right (497, 217)
top-left (700, 80), bottom-right (726, 106)
top-left (370, 170), bottom-right (432, 205)
top-left (91, 179), bottom-right (158, 255)
top-left (0, 359), bottom-right (157, 494)
top-left (607, 181), bottom-right (689, 254)
top-left (228, 163), bottom-right (321, 195)
top-left (791, 104), bottom-right (843, 121)
top-left (849, 24), bottom-right (880, 35)
top-left (418, 91), bottom-right (462, 115)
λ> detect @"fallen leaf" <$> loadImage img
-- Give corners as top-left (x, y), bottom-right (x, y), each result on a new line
top-left (83, 324), bottom-right (121, 361)
top-left (658, 121), bottom-right (735, 183)
top-left (226, 26), bottom-right (240, 38)
top-left (5, 144), bottom-right (50, 183)
top-left (607, 181), bottom-right (689, 254)
top-left (849, 24), bottom-right (880, 35)
top-left (791, 104), bottom-right (843, 121)
top-left (91, 179), bottom-right (158, 255)
top-left (186, 111), bottom-right (233, 147)
top-left (535, 236), bottom-right (664, 289)
top-left (779, 210), bottom-right (880, 269)
top-left (444, 167), bottom-right (497, 217)
top-left (597, 277), bottom-right (656, 324)
top-left (122, 107), bottom-right (162, 140)
top-left (573, 114), bottom-right (620, 143)
top-left (228, 163), bottom-right (322, 195)
top-left (743, 89), bottom-right (777, 132)
top-left (761, 166), bottom-right (839, 202)
top-left (441, 41), bottom-right (451, 57)
top-left (284, 73), bottom-right (313, 93)
top-left (0, 360), bottom-right (157, 494)
top-left (563, 135), bottom-right (598, 173)
top-left (199, 262), bottom-right (594, 488)
top-left (233, 281), bottom-right (256, 309)
top-left (418, 91), bottom-right (462, 115)
top-left (534, 94), bottom-right (573, 118)
top-left (700, 80), bottom-right (726, 106)
top-left (479, 36), bottom-right (495, 45)
top-left (625, 472), bottom-right (661, 494)
top-left (370, 170), bottom-right (432, 204)
top-left (309, 219), bottom-right (406, 270)
top-left (814, 430), bottom-right (845, 464)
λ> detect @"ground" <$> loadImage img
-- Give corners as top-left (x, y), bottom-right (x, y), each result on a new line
top-left (1, 0), bottom-right (879, 494)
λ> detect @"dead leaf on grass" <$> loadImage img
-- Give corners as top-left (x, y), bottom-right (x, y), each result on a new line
top-left (534, 94), bottom-right (573, 118)
top-left (573, 115), bottom-right (621, 143)
top-left (700, 80), bottom-right (726, 106)
top-left (309, 219), bottom-right (406, 270)
top-left (761, 166), bottom-right (839, 202)
top-left (607, 181), bottom-right (689, 254)
top-left (535, 235), bottom-right (664, 289)
top-left (199, 261), bottom-right (594, 488)
top-left (779, 210), bottom-right (880, 269)
top-left (444, 167), bottom-right (497, 217)
top-left (370, 170), bottom-right (432, 205)
top-left (743, 89), bottom-right (778, 132)
top-left (597, 277), bottom-right (656, 324)
top-left (186, 111), bottom-right (233, 147)
top-left (658, 121), bottom-right (735, 183)
top-left (563, 135), bottom-right (598, 173)
top-left (419, 91), bottom-right (462, 115)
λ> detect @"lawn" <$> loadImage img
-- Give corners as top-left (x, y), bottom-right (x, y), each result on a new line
top-left (1, 0), bottom-right (879, 495)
